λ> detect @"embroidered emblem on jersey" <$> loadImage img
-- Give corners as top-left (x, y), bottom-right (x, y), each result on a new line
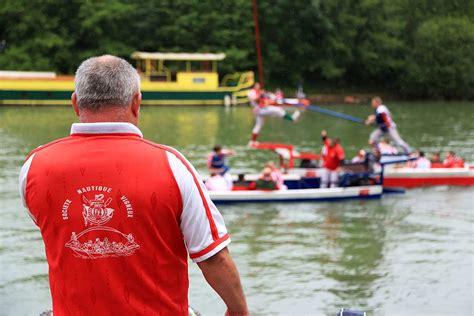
top-left (64, 187), bottom-right (140, 259)
top-left (82, 194), bottom-right (113, 226)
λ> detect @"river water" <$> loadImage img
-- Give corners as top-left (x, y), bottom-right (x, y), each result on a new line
top-left (0, 102), bottom-right (473, 315)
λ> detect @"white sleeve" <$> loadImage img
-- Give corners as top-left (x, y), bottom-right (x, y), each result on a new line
top-left (18, 153), bottom-right (38, 224)
top-left (166, 151), bottom-right (230, 262)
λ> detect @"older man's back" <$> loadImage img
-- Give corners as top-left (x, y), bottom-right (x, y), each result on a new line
top-left (20, 55), bottom-right (248, 316)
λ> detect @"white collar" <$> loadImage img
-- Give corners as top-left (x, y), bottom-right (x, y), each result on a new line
top-left (70, 122), bottom-right (143, 138)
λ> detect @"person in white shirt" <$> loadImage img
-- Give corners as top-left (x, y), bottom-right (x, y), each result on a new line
top-left (415, 151), bottom-right (432, 169)
top-left (205, 173), bottom-right (232, 191)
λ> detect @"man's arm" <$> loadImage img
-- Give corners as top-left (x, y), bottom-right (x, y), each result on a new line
top-left (197, 247), bottom-right (249, 316)
top-left (365, 114), bottom-right (375, 125)
top-left (321, 130), bottom-right (328, 143)
top-left (165, 150), bottom-right (248, 314)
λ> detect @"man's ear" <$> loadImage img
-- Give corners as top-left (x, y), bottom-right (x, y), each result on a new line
top-left (71, 92), bottom-right (80, 117)
top-left (131, 92), bottom-right (141, 118)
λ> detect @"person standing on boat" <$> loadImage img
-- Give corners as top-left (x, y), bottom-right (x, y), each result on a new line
top-left (248, 86), bottom-right (300, 146)
top-left (207, 144), bottom-right (235, 190)
top-left (320, 130), bottom-right (345, 188)
top-left (19, 55), bottom-right (249, 316)
top-left (365, 96), bottom-right (411, 155)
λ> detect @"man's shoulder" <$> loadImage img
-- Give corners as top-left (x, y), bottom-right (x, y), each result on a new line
top-left (139, 139), bottom-right (184, 159)
top-left (378, 104), bottom-right (389, 112)
top-left (24, 136), bottom-right (73, 161)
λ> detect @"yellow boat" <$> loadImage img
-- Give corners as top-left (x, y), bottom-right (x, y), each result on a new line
top-left (0, 51), bottom-right (254, 106)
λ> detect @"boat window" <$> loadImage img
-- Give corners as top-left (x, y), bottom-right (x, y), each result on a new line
top-left (193, 78), bottom-right (206, 84)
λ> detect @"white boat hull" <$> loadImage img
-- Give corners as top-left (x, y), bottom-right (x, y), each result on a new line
top-left (209, 185), bottom-right (382, 204)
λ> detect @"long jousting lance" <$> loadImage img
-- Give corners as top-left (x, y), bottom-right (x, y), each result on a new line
top-left (291, 102), bottom-right (366, 125)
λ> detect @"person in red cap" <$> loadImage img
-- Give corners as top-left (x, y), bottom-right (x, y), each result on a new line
top-left (19, 55), bottom-right (249, 316)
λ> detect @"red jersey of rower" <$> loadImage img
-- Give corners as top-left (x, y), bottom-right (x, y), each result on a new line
top-left (19, 55), bottom-right (249, 316)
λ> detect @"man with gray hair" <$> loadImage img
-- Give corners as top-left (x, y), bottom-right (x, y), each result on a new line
top-left (19, 55), bottom-right (249, 316)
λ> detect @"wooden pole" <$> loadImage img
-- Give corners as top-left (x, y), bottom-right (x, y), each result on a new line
top-left (252, 0), bottom-right (264, 88)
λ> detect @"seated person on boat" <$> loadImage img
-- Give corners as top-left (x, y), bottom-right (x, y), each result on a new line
top-left (205, 172), bottom-right (231, 191)
top-left (207, 144), bottom-right (235, 189)
top-left (443, 151), bottom-right (465, 168)
top-left (430, 151), bottom-right (443, 168)
top-left (414, 151), bottom-right (431, 169)
top-left (249, 167), bottom-right (280, 190)
top-left (351, 149), bottom-right (367, 163)
top-left (378, 137), bottom-right (398, 155)
top-left (247, 162), bottom-right (286, 191)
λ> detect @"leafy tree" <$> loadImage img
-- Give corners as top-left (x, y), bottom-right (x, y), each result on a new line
top-left (0, 0), bottom-right (473, 99)
top-left (401, 17), bottom-right (474, 99)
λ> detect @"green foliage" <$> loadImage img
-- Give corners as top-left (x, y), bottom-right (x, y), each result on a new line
top-left (0, 0), bottom-right (472, 99)
top-left (402, 17), bottom-right (474, 99)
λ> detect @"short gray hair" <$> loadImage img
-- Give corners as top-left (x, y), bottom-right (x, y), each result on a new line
top-left (74, 55), bottom-right (140, 110)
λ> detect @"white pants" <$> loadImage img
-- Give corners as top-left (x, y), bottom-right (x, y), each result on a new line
top-left (370, 127), bottom-right (411, 154)
top-left (252, 106), bottom-right (286, 134)
top-left (320, 169), bottom-right (339, 188)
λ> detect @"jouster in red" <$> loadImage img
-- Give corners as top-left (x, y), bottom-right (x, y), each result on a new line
top-left (19, 122), bottom-right (230, 316)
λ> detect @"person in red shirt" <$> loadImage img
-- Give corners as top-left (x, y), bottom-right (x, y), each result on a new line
top-left (19, 55), bottom-right (249, 316)
top-left (430, 151), bottom-right (444, 168)
top-left (320, 130), bottom-right (346, 188)
top-left (443, 151), bottom-right (465, 168)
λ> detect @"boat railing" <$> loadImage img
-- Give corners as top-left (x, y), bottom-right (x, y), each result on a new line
top-left (220, 71), bottom-right (254, 91)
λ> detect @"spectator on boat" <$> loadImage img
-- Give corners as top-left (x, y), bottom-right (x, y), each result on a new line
top-left (274, 88), bottom-right (284, 104)
top-left (415, 151), bottom-right (431, 169)
top-left (320, 130), bottom-right (345, 188)
top-left (443, 151), bottom-right (465, 168)
top-left (248, 88), bottom-right (300, 146)
top-left (352, 149), bottom-right (367, 163)
top-left (430, 151), bottom-right (443, 168)
top-left (365, 96), bottom-right (411, 155)
top-left (233, 174), bottom-right (250, 191)
top-left (378, 137), bottom-right (398, 155)
top-left (19, 55), bottom-right (249, 316)
top-left (207, 144), bottom-right (235, 190)
top-left (205, 172), bottom-right (231, 191)
top-left (250, 166), bottom-right (279, 190)
top-left (266, 161), bottom-right (287, 190)
top-left (296, 85), bottom-right (306, 99)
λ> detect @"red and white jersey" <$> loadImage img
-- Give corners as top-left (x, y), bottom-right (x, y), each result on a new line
top-left (247, 87), bottom-right (261, 102)
top-left (19, 122), bottom-right (230, 316)
top-left (375, 104), bottom-right (396, 129)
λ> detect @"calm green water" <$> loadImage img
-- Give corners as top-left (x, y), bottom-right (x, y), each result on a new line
top-left (0, 103), bottom-right (473, 315)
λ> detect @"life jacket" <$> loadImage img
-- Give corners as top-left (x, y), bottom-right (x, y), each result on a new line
top-left (210, 153), bottom-right (225, 169)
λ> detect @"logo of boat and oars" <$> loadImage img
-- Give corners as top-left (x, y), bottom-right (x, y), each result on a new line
top-left (65, 193), bottom-right (139, 259)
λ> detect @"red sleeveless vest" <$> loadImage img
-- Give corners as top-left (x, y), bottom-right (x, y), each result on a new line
top-left (24, 132), bottom-right (189, 315)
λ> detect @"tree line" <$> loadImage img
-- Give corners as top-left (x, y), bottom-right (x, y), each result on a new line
top-left (1, 0), bottom-right (473, 99)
